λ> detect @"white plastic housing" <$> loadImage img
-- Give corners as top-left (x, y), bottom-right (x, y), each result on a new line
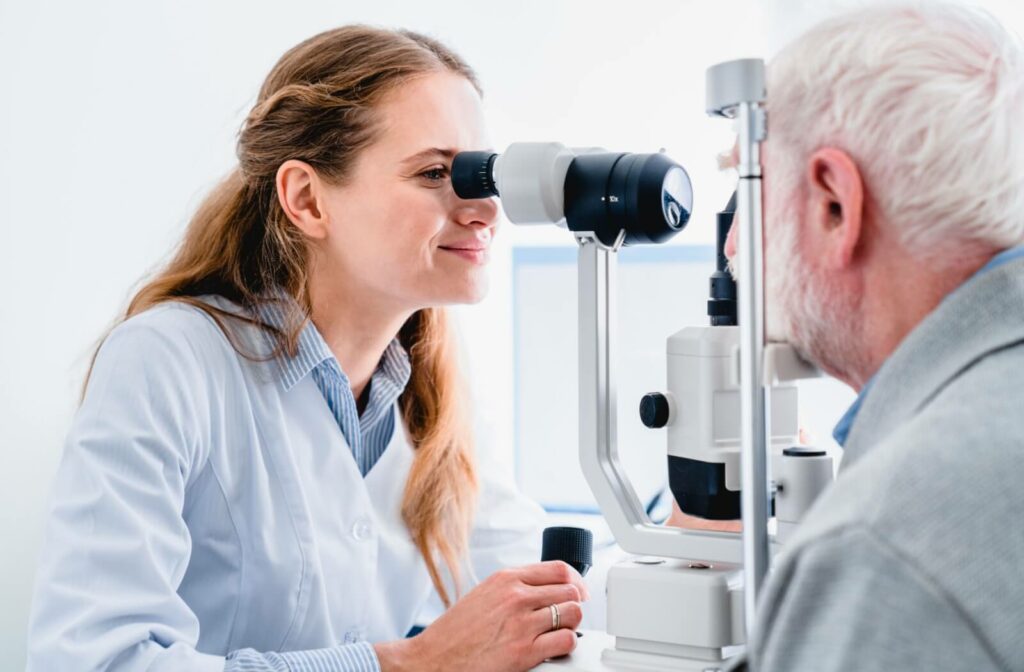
top-left (492, 142), bottom-right (575, 225)
top-left (666, 326), bottom-right (798, 492)
top-left (492, 143), bottom-right (610, 226)
top-left (772, 451), bottom-right (834, 543)
top-left (605, 558), bottom-right (744, 660)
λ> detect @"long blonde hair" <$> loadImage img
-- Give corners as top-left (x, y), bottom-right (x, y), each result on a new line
top-left (85, 26), bottom-right (480, 607)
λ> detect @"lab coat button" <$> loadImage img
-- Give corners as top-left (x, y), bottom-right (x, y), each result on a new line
top-left (343, 628), bottom-right (363, 643)
top-left (351, 517), bottom-right (373, 541)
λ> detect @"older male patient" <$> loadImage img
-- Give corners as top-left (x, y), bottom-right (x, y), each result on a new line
top-left (723, 3), bottom-right (1024, 671)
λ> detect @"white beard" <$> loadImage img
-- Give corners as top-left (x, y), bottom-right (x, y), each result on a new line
top-left (732, 196), bottom-right (867, 381)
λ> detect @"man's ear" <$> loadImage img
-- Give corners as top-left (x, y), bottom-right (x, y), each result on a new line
top-left (805, 147), bottom-right (865, 269)
top-left (276, 159), bottom-right (328, 240)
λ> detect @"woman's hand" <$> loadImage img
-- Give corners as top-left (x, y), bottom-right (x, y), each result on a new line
top-left (374, 560), bottom-right (589, 672)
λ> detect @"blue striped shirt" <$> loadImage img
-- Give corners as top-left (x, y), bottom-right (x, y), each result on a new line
top-left (257, 299), bottom-right (412, 476)
top-left (226, 644), bottom-right (381, 672)
top-left (224, 300), bottom-right (412, 672)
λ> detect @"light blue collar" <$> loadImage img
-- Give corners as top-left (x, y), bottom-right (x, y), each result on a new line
top-left (978, 245), bottom-right (1024, 274)
top-left (832, 377), bottom-right (874, 447)
top-left (832, 245), bottom-right (1024, 447)
top-left (256, 297), bottom-right (338, 391)
top-left (255, 294), bottom-right (410, 394)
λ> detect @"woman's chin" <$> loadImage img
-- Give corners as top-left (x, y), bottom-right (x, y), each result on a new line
top-left (412, 271), bottom-right (490, 308)
top-left (442, 279), bottom-right (490, 306)
top-left (456, 283), bottom-right (489, 305)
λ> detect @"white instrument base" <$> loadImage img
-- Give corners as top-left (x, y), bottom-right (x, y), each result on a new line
top-left (534, 631), bottom-right (735, 671)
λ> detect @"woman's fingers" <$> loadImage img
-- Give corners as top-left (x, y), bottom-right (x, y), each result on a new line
top-left (531, 600), bottom-right (584, 636)
top-left (521, 582), bottom-right (581, 609)
top-left (530, 627), bottom-right (578, 663)
top-left (407, 564), bottom-right (589, 672)
top-left (516, 561), bottom-right (590, 600)
top-left (528, 602), bottom-right (585, 663)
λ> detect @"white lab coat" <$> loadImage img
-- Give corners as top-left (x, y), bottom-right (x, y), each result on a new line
top-left (26, 299), bottom-right (546, 671)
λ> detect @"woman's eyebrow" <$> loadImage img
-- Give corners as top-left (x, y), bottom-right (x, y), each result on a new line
top-left (400, 147), bottom-right (457, 166)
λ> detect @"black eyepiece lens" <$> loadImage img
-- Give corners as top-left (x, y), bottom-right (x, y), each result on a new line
top-left (451, 151), bottom-right (499, 199)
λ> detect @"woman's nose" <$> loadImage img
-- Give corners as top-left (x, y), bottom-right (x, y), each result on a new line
top-left (456, 195), bottom-right (500, 228)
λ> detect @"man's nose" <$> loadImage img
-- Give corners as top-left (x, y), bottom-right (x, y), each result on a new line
top-left (724, 211), bottom-right (739, 261)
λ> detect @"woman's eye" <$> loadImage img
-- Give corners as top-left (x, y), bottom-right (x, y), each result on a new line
top-left (419, 167), bottom-right (449, 182)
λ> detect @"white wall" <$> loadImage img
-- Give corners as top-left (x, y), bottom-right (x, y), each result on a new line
top-left (3, 1), bottom-right (1022, 669)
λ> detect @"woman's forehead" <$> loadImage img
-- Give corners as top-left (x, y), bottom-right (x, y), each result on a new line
top-left (373, 72), bottom-right (489, 159)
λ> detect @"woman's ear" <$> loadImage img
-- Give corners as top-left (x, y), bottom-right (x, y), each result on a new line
top-left (805, 147), bottom-right (865, 269)
top-left (276, 159), bottom-right (328, 239)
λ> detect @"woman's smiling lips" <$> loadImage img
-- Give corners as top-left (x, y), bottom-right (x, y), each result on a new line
top-left (438, 237), bottom-right (491, 264)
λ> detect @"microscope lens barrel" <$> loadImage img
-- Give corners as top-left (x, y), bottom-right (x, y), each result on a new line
top-left (565, 152), bottom-right (693, 247)
top-left (451, 144), bottom-right (692, 244)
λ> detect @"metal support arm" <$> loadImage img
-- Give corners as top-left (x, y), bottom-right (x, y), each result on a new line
top-left (575, 233), bottom-right (744, 564)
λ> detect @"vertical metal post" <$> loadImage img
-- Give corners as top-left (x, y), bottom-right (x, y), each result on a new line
top-left (735, 100), bottom-right (770, 638)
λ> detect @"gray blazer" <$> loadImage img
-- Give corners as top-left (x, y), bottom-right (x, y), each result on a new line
top-left (750, 257), bottom-right (1024, 671)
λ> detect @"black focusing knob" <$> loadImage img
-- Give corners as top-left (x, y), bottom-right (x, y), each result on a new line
top-left (451, 151), bottom-right (499, 199)
top-left (541, 526), bottom-right (593, 577)
top-left (639, 393), bottom-right (671, 428)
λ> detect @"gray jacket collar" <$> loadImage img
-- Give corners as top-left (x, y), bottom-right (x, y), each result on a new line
top-left (842, 257), bottom-right (1024, 468)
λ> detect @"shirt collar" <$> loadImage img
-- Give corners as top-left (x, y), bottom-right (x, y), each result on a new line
top-left (256, 297), bottom-right (334, 391)
top-left (832, 377), bottom-right (874, 448)
top-left (255, 293), bottom-right (411, 394)
top-left (831, 244), bottom-right (1024, 448)
top-left (978, 244), bottom-right (1024, 275)
top-left (359, 342), bottom-right (413, 429)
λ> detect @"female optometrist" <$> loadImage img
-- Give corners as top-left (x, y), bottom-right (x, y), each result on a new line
top-left (26, 26), bottom-right (588, 672)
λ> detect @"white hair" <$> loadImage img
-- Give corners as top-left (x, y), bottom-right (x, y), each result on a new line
top-left (766, 1), bottom-right (1024, 258)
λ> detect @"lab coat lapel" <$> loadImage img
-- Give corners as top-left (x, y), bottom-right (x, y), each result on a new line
top-left (361, 411), bottom-right (432, 641)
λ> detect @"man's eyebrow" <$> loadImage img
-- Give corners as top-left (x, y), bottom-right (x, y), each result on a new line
top-left (400, 147), bottom-right (458, 165)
